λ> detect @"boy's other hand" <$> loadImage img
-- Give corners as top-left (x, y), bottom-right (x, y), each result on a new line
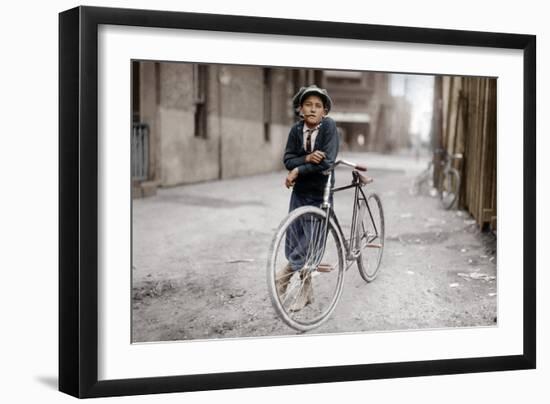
top-left (305, 150), bottom-right (326, 164)
top-left (285, 168), bottom-right (299, 188)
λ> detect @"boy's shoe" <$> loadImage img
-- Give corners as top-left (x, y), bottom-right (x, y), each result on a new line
top-left (275, 263), bottom-right (294, 297)
top-left (290, 271), bottom-right (314, 312)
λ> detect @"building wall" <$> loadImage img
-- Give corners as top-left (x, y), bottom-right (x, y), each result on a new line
top-left (218, 66), bottom-right (290, 179)
top-left (137, 62), bottom-right (294, 188)
top-left (155, 62), bottom-right (220, 186)
top-left (139, 62), bottom-right (160, 184)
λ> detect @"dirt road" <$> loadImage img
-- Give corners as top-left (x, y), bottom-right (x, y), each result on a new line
top-left (131, 152), bottom-right (497, 342)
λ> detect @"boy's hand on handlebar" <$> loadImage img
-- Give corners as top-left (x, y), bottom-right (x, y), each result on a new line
top-left (305, 150), bottom-right (326, 164)
top-left (285, 168), bottom-right (299, 188)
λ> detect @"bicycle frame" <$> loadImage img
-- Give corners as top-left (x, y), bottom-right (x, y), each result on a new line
top-left (318, 169), bottom-right (379, 265)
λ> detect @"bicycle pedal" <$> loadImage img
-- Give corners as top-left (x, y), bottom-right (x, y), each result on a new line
top-left (316, 264), bottom-right (334, 273)
top-left (365, 243), bottom-right (383, 249)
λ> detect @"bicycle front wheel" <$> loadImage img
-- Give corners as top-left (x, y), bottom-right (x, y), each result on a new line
top-left (356, 193), bottom-right (385, 282)
top-left (267, 206), bottom-right (345, 332)
top-left (440, 168), bottom-right (460, 210)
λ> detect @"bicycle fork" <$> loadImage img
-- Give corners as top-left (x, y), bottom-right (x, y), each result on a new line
top-left (306, 171), bottom-right (333, 269)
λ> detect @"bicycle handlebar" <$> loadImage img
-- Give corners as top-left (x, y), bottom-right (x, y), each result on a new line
top-left (323, 159), bottom-right (367, 175)
top-left (434, 148), bottom-right (463, 160)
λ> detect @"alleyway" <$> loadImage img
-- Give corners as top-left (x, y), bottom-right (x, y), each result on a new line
top-left (131, 152), bottom-right (497, 342)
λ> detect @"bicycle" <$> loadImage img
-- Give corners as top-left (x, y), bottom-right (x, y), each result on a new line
top-left (411, 149), bottom-right (462, 210)
top-left (266, 160), bottom-right (385, 332)
top-left (410, 157), bottom-right (435, 197)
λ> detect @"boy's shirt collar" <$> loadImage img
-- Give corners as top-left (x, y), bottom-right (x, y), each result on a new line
top-left (300, 117), bottom-right (324, 132)
top-left (302, 122), bottom-right (321, 133)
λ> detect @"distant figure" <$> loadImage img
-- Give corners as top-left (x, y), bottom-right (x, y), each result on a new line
top-left (275, 85), bottom-right (339, 311)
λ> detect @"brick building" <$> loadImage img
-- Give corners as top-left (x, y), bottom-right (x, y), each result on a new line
top-left (321, 70), bottom-right (412, 153)
top-left (132, 62), bottom-right (415, 197)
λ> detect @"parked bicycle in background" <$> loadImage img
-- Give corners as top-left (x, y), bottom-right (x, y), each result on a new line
top-left (411, 148), bottom-right (463, 210)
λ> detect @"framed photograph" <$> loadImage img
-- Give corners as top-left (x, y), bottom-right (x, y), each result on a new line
top-left (59, 6), bottom-right (536, 398)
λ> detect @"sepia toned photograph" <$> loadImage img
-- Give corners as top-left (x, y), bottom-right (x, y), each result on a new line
top-left (130, 61), bottom-right (497, 342)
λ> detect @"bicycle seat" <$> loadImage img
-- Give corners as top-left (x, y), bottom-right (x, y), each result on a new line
top-left (354, 170), bottom-right (373, 185)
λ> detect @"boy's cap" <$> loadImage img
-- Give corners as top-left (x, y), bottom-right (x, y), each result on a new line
top-left (292, 85), bottom-right (333, 113)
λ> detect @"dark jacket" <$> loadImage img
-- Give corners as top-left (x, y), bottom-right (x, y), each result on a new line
top-left (283, 117), bottom-right (339, 197)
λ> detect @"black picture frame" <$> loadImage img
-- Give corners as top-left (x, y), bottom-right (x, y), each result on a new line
top-left (59, 5), bottom-right (536, 398)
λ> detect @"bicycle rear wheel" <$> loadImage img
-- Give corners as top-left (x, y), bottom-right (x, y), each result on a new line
top-left (356, 193), bottom-right (385, 282)
top-left (440, 168), bottom-right (460, 209)
top-left (267, 206), bottom-right (345, 332)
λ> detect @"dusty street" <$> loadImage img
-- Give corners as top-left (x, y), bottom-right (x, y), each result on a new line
top-left (131, 152), bottom-right (497, 342)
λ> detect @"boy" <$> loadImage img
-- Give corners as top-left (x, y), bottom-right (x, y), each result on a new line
top-left (276, 85), bottom-right (339, 311)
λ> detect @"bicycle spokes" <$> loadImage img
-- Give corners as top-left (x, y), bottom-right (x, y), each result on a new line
top-left (268, 206), bottom-right (345, 331)
top-left (285, 213), bottom-right (330, 271)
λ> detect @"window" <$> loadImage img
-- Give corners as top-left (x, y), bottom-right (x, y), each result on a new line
top-left (193, 64), bottom-right (208, 138)
top-left (263, 68), bottom-right (272, 142)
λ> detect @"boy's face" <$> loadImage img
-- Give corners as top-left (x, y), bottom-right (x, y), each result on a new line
top-left (300, 95), bottom-right (326, 128)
